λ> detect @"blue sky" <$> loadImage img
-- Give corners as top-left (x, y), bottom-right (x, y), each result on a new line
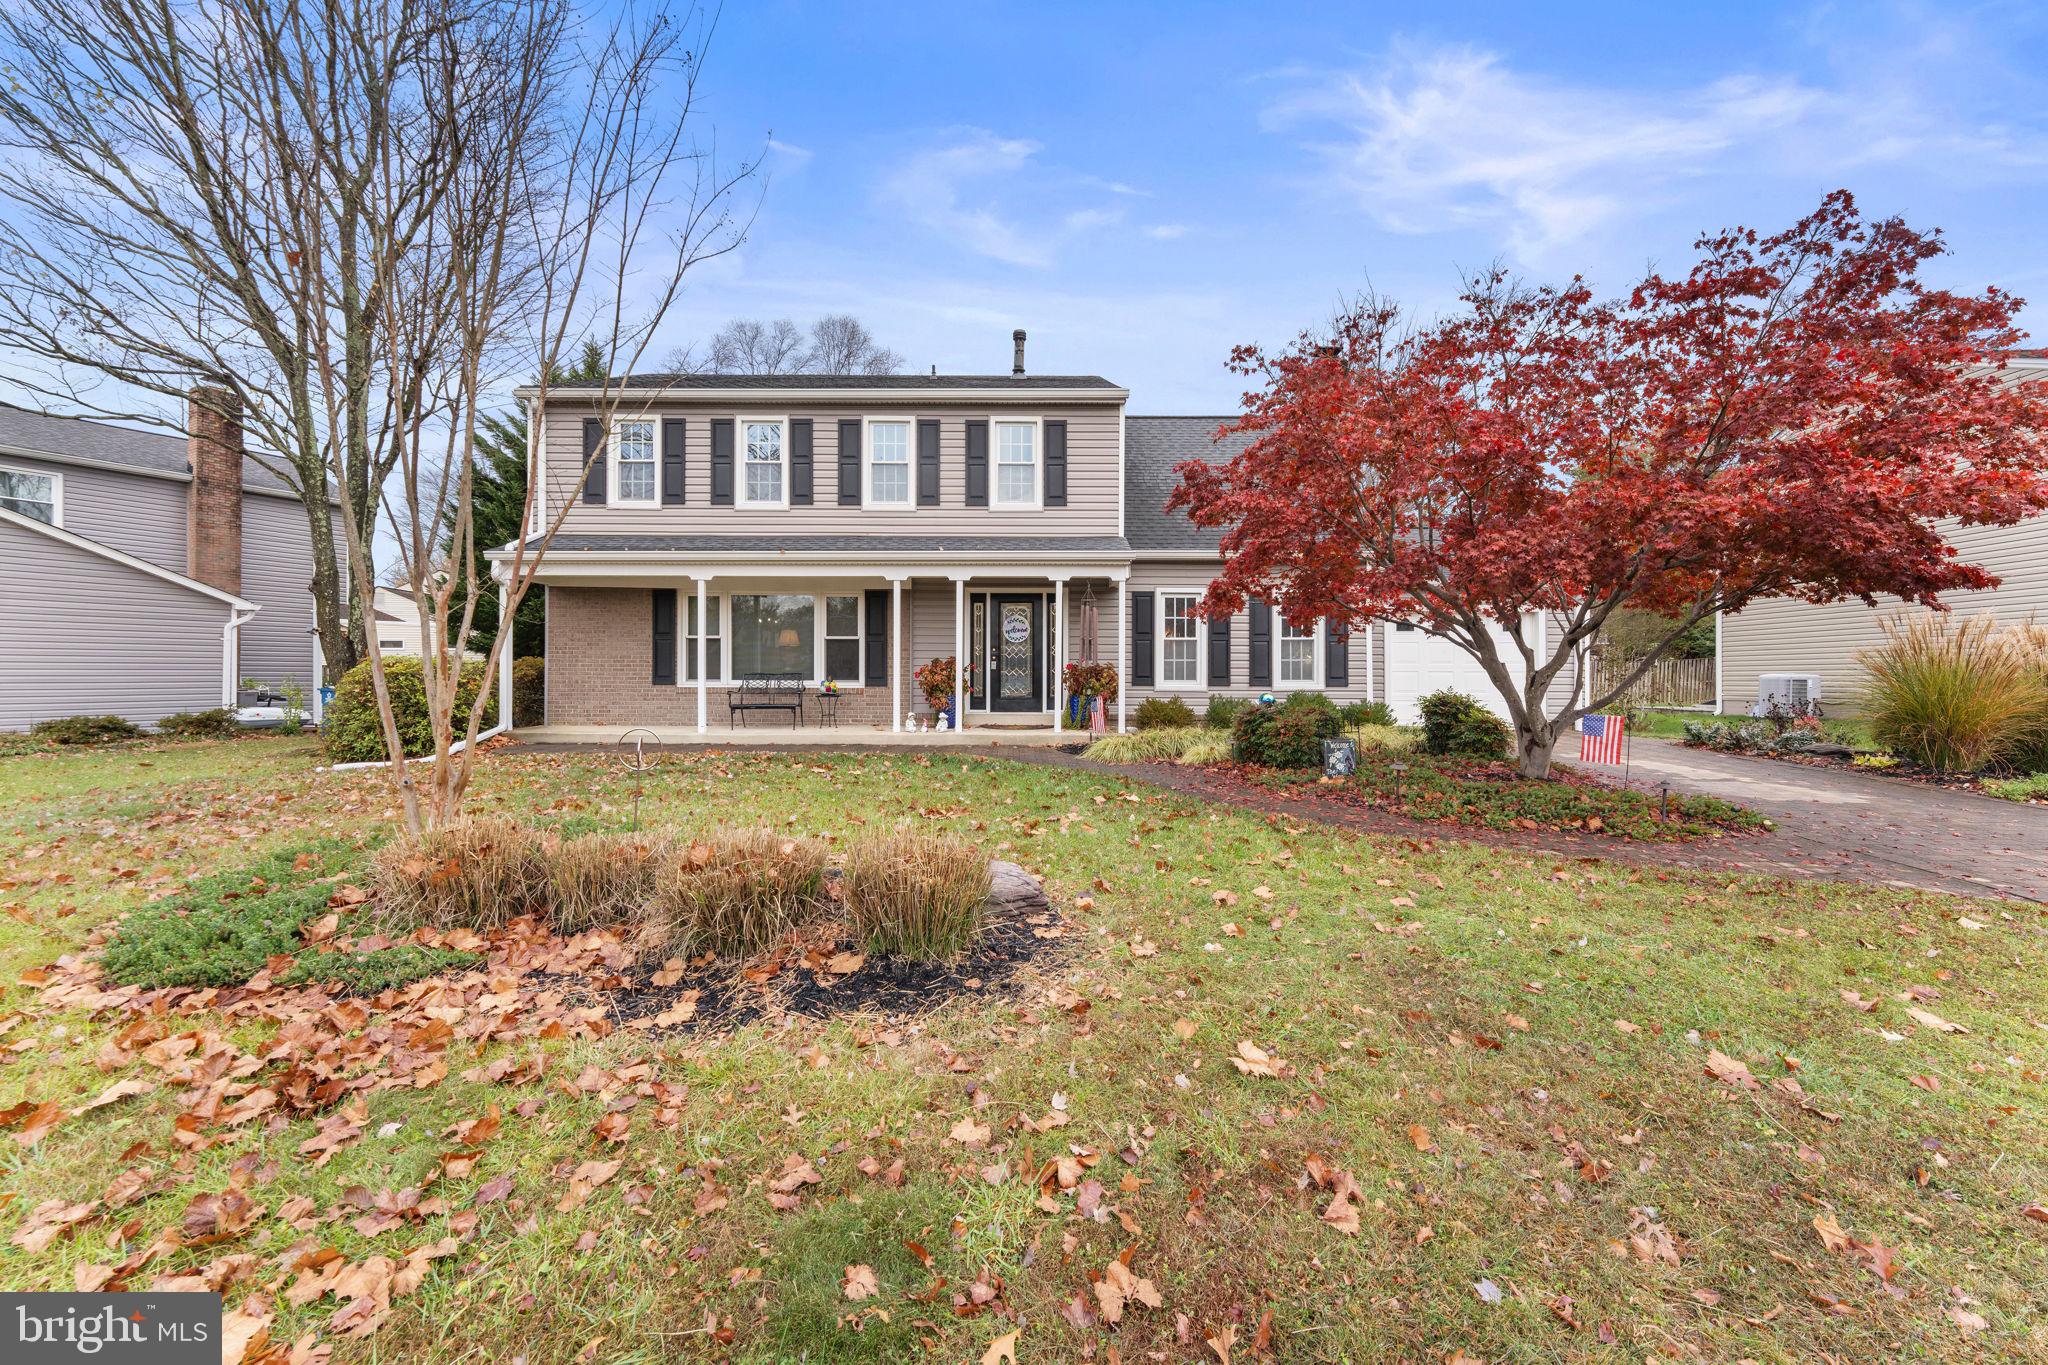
top-left (657, 0), bottom-right (2048, 411)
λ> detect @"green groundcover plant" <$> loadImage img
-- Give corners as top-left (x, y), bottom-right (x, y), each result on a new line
top-left (101, 840), bottom-right (362, 988)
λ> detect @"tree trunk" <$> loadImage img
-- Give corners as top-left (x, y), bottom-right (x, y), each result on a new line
top-left (1515, 716), bottom-right (1558, 780)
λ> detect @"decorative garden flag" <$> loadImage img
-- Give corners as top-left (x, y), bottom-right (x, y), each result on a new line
top-left (1578, 713), bottom-right (1625, 764)
top-left (1090, 697), bottom-right (1107, 735)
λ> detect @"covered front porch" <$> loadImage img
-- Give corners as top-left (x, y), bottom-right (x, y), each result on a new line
top-left (491, 539), bottom-right (1134, 737)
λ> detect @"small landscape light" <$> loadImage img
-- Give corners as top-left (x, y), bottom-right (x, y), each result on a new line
top-left (1389, 761), bottom-right (1409, 805)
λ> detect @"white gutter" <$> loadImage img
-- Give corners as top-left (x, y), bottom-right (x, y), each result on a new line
top-left (222, 606), bottom-right (260, 706)
top-left (512, 384), bottom-right (1129, 403)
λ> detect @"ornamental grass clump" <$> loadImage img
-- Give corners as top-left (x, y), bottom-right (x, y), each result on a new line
top-left (839, 832), bottom-right (992, 961)
top-left (547, 830), bottom-right (671, 934)
top-left (1857, 615), bottom-right (2048, 772)
top-left (371, 816), bottom-right (550, 931)
top-left (647, 829), bottom-right (828, 959)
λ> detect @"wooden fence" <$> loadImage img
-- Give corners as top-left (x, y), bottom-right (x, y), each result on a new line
top-left (1586, 654), bottom-right (1715, 709)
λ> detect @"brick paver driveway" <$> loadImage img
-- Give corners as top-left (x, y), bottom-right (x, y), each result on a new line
top-left (1612, 739), bottom-right (2047, 902)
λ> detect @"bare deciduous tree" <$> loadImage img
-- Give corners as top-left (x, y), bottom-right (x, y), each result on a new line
top-left (705, 317), bottom-right (807, 373)
top-left (669, 313), bottom-right (903, 375)
top-left (804, 314), bottom-right (902, 374)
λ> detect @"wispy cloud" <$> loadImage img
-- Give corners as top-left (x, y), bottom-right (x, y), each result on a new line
top-left (1264, 37), bottom-right (2048, 260)
top-left (1144, 223), bottom-right (1190, 241)
top-left (875, 129), bottom-right (1142, 268)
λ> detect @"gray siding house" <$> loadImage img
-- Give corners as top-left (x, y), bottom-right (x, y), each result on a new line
top-left (490, 334), bottom-right (1574, 733)
top-left (0, 396), bottom-right (342, 731)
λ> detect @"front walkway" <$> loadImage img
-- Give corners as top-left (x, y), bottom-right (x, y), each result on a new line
top-left (1599, 739), bottom-right (2047, 902)
top-left (511, 724), bottom-right (1079, 748)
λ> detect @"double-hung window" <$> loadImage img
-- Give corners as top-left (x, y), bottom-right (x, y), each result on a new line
top-left (1278, 616), bottom-right (1319, 686)
top-left (867, 420), bottom-right (911, 507)
top-left (612, 420), bottom-right (656, 503)
top-left (741, 419), bottom-right (786, 507)
top-left (684, 595), bottom-right (722, 681)
top-left (824, 595), bottom-right (862, 681)
top-left (0, 466), bottom-right (59, 525)
top-left (1160, 593), bottom-right (1200, 687)
top-left (992, 420), bottom-right (1038, 507)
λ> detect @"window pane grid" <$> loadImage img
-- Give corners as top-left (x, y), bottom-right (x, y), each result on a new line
top-left (615, 421), bottom-right (655, 501)
top-left (744, 422), bottom-right (784, 504)
top-left (869, 422), bottom-right (910, 506)
top-left (1, 469), bottom-right (57, 524)
top-left (1279, 618), bottom-right (1316, 684)
top-left (684, 596), bottom-right (722, 682)
top-left (1162, 594), bottom-right (1199, 684)
top-left (993, 423), bottom-right (1036, 504)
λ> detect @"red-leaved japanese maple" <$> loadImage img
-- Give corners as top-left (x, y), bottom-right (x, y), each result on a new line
top-left (1170, 192), bottom-right (2048, 778)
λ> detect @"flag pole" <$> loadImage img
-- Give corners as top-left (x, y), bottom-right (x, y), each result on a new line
top-left (1622, 715), bottom-right (1632, 788)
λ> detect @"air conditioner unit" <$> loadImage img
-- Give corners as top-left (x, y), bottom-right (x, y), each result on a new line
top-left (1754, 673), bottom-right (1821, 715)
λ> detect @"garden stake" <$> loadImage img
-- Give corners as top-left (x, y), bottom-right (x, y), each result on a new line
top-left (1659, 783), bottom-right (1670, 822)
top-left (1389, 761), bottom-right (1408, 809)
top-left (615, 728), bottom-right (661, 832)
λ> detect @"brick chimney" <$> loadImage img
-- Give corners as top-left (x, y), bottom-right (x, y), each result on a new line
top-left (186, 385), bottom-right (243, 595)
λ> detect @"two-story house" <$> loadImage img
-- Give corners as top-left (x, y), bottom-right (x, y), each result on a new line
top-left (0, 394), bottom-right (342, 731)
top-left (492, 333), bottom-right (1569, 734)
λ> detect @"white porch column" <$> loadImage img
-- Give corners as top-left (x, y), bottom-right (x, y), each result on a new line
top-left (953, 575), bottom-right (967, 730)
top-left (496, 578), bottom-right (514, 728)
top-left (693, 575), bottom-right (709, 734)
top-left (1116, 573), bottom-right (1129, 733)
top-left (1051, 577), bottom-right (1067, 733)
top-left (890, 576), bottom-right (904, 732)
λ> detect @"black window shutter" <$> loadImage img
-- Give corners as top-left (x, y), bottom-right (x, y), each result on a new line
top-left (1248, 599), bottom-right (1272, 687)
top-left (790, 419), bottom-right (814, 505)
top-left (863, 589), bottom-right (889, 686)
top-left (651, 588), bottom-right (677, 685)
top-left (660, 418), bottom-right (685, 505)
top-left (709, 419), bottom-right (734, 506)
top-left (837, 419), bottom-right (862, 506)
top-left (581, 418), bottom-right (606, 504)
top-left (1207, 613), bottom-right (1232, 687)
top-left (916, 418), bottom-right (941, 506)
top-left (964, 419), bottom-right (989, 507)
top-left (1325, 621), bottom-right (1350, 687)
top-left (1043, 419), bottom-right (1067, 507)
top-left (1130, 590), bottom-right (1155, 688)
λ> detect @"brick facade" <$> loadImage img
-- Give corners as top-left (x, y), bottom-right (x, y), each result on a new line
top-left (185, 386), bottom-right (244, 596)
top-left (546, 585), bottom-right (915, 729)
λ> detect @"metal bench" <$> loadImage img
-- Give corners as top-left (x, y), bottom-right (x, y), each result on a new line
top-left (729, 675), bottom-right (806, 728)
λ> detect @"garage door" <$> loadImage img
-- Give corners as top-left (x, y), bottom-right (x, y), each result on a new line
top-left (1383, 618), bottom-right (1519, 725)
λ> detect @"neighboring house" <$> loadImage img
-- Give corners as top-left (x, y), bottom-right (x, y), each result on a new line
top-left (486, 332), bottom-right (1575, 731)
top-left (1717, 353), bottom-right (2048, 716)
top-left (370, 587), bottom-right (479, 659)
top-left (0, 394), bottom-right (342, 731)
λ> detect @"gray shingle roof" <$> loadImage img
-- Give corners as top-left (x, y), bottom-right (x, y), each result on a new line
top-left (1123, 416), bottom-right (1251, 552)
top-left (0, 401), bottom-right (301, 494)
top-left (605, 373), bottom-right (1123, 391)
top-left (520, 534), bottom-right (1131, 556)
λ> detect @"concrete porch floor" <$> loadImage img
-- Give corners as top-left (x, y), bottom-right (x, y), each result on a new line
top-left (510, 724), bottom-right (1086, 748)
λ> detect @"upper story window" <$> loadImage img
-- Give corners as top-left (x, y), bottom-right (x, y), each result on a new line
top-left (0, 466), bottom-right (59, 526)
top-left (612, 420), bottom-right (656, 504)
top-left (1160, 592), bottom-right (1201, 686)
top-left (992, 420), bottom-right (1038, 508)
top-left (742, 418), bottom-right (786, 508)
top-left (1279, 616), bottom-right (1319, 686)
top-left (866, 419), bottom-right (911, 507)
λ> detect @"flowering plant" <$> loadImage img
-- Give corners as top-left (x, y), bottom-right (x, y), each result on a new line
top-left (914, 656), bottom-right (957, 709)
top-left (1062, 661), bottom-right (1119, 700)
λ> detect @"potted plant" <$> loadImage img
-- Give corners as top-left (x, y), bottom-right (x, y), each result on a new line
top-left (914, 656), bottom-right (958, 728)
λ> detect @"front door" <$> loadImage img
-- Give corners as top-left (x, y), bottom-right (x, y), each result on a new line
top-left (988, 595), bottom-right (1043, 712)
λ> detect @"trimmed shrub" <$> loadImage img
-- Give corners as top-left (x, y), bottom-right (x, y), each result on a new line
top-left (1233, 699), bottom-right (1341, 768)
top-left (157, 708), bottom-right (240, 738)
top-left (280, 945), bottom-right (483, 996)
top-left (1339, 700), bottom-right (1395, 728)
top-left (1202, 696), bottom-right (1251, 729)
top-left (511, 656), bottom-right (545, 727)
top-left (324, 655), bottom-right (499, 763)
top-left (102, 841), bottom-right (358, 988)
top-left (548, 830), bottom-right (670, 933)
top-left (1857, 615), bottom-right (2048, 772)
top-left (647, 829), bottom-right (828, 959)
top-left (1134, 696), bottom-right (1198, 730)
top-left (31, 714), bottom-right (143, 745)
top-left (371, 817), bottom-right (549, 931)
top-left (1418, 690), bottom-right (1511, 760)
top-left (839, 832), bottom-right (992, 961)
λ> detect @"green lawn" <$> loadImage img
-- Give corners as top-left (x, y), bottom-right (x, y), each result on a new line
top-left (2, 737), bottom-right (2044, 1362)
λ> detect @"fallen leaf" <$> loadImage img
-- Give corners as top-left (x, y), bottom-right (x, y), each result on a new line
top-left (981, 1329), bottom-right (1019, 1365)
top-left (842, 1263), bottom-right (879, 1301)
top-left (1704, 1050), bottom-right (1758, 1091)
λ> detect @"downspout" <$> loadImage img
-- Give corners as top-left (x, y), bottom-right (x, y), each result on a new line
top-left (222, 606), bottom-right (259, 706)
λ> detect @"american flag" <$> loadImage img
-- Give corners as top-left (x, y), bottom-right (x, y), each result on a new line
top-left (1578, 713), bottom-right (1626, 765)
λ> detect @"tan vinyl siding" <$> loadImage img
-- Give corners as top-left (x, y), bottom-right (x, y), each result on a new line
top-left (1718, 516), bottom-right (2048, 715)
top-left (0, 518), bottom-right (231, 730)
top-left (540, 401), bottom-right (1123, 538)
top-left (0, 453), bottom-right (189, 572)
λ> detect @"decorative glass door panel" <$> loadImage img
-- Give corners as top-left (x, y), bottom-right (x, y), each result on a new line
top-left (988, 595), bottom-right (1044, 711)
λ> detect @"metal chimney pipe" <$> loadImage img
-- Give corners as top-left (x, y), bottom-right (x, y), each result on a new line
top-left (1012, 329), bottom-right (1026, 376)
